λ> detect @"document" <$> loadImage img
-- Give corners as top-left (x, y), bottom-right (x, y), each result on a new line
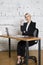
top-left (14, 35), bottom-right (29, 38)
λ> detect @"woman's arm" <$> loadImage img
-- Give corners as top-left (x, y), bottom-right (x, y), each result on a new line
top-left (23, 22), bottom-right (36, 36)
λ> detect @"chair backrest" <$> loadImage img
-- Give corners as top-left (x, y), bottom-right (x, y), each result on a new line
top-left (33, 28), bottom-right (39, 37)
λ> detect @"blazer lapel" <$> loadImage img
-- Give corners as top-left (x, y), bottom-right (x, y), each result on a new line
top-left (27, 21), bottom-right (32, 30)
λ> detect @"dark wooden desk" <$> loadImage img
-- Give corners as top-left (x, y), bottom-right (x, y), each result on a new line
top-left (0, 35), bottom-right (41, 65)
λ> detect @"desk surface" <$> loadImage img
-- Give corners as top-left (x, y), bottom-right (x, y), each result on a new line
top-left (0, 35), bottom-right (41, 41)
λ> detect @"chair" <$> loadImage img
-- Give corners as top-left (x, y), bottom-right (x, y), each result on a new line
top-left (25, 28), bottom-right (39, 64)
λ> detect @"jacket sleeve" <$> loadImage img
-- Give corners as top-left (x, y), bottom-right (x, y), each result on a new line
top-left (23, 22), bottom-right (36, 36)
top-left (20, 23), bottom-right (26, 32)
top-left (20, 25), bottom-right (24, 32)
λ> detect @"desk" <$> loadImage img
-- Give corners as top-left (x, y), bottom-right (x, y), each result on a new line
top-left (0, 35), bottom-right (41, 65)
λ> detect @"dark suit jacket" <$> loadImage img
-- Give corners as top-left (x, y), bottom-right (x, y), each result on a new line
top-left (20, 21), bottom-right (37, 46)
top-left (21, 21), bottom-right (36, 36)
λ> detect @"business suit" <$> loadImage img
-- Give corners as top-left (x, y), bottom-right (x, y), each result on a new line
top-left (17, 21), bottom-right (37, 57)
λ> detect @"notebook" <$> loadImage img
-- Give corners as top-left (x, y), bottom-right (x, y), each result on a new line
top-left (14, 35), bottom-right (29, 38)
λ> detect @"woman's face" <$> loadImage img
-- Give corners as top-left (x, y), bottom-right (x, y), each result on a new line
top-left (25, 14), bottom-right (31, 22)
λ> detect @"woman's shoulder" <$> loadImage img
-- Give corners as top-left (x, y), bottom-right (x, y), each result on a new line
top-left (31, 21), bottom-right (36, 25)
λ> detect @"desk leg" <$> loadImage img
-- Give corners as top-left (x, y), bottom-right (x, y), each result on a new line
top-left (26, 41), bottom-right (29, 65)
top-left (38, 40), bottom-right (41, 65)
top-left (9, 38), bottom-right (11, 58)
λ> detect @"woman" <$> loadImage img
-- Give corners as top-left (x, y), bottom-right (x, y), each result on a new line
top-left (16, 13), bottom-right (36, 65)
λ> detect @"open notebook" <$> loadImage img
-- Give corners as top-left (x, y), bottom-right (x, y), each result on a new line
top-left (14, 35), bottom-right (29, 38)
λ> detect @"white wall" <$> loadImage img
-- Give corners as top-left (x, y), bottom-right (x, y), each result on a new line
top-left (0, 0), bottom-right (43, 51)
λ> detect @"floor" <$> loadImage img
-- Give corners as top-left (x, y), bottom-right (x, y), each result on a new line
top-left (0, 50), bottom-right (43, 65)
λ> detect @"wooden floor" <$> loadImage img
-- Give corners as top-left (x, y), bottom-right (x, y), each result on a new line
top-left (0, 50), bottom-right (43, 65)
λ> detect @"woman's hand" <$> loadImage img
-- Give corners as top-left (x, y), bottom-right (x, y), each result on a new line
top-left (20, 19), bottom-right (24, 25)
top-left (23, 31), bottom-right (25, 33)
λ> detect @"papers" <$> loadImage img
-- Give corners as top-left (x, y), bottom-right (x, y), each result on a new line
top-left (14, 35), bottom-right (29, 38)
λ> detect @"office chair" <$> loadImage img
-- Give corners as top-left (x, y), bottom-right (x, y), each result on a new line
top-left (24, 28), bottom-right (39, 65)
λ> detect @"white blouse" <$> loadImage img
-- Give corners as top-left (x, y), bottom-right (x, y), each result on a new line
top-left (26, 21), bottom-right (31, 31)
